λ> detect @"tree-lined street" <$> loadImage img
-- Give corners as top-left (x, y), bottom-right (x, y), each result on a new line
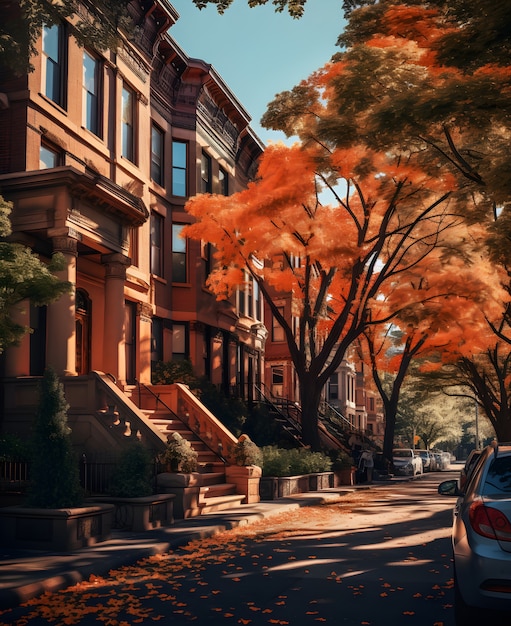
top-left (0, 475), bottom-right (457, 625)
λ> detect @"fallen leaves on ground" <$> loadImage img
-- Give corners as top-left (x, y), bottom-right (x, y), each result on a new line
top-left (0, 489), bottom-right (454, 625)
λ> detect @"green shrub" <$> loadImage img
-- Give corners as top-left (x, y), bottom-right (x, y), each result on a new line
top-left (230, 435), bottom-right (263, 466)
top-left (261, 446), bottom-right (332, 476)
top-left (152, 359), bottom-right (200, 388)
top-left (198, 382), bottom-right (247, 437)
top-left (261, 446), bottom-right (292, 476)
top-left (0, 433), bottom-right (30, 461)
top-left (110, 442), bottom-right (153, 498)
top-left (27, 367), bottom-right (83, 508)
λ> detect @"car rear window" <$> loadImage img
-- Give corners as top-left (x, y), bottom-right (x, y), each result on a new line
top-left (482, 456), bottom-right (511, 495)
top-left (393, 450), bottom-right (411, 458)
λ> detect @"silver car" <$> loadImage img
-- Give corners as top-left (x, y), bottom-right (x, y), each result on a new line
top-left (438, 443), bottom-right (511, 625)
top-left (392, 448), bottom-right (422, 476)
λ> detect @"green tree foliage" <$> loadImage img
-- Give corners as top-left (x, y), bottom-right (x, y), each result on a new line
top-left (0, 195), bottom-right (71, 353)
top-left (264, 0), bottom-right (511, 210)
top-left (192, 0), bottom-right (308, 18)
top-left (394, 378), bottom-right (464, 449)
top-left (27, 367), bottom-right (83, 508)
top-left (1, 0), bottom-right (132, 75)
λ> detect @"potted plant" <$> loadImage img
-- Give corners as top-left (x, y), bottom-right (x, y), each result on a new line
top-left (156, 432), bottom-right (200, 519)
top-left (0, 368), bottom-right (113, 551)
top-left (91, 442), bottom-right (175, 532)
top-left (161, 432), bottom-right (198, 473)
top-left (226, 435), bottom-right (262, 504)
top-left (230, 434), bottom-right (263, 467)
top-left (331, 450), bottom-right (356, 486)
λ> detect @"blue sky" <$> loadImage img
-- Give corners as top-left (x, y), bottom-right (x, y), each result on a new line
top-left (169, 0), bottom-right (347, 145)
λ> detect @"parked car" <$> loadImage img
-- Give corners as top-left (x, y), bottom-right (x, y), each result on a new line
top-left (415, 450), bottom-right (433, 472)
top-left (459, 449), bottom-right (482, 491)
top-left (439, 451), bottom-right (451, 470)
top-left (438, 443), bottom-right (511, 625)
top-left (392, 448), bottom-right (423, 476)
top-left (433, 452), bottom-right (443, 471)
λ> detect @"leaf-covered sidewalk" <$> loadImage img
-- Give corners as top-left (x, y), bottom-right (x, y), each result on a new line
top-left (0, 487), bottom-right (456, 625)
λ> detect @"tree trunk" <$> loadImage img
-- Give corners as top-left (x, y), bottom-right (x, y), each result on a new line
top-left (382, 395), bottom-right (399, 468)
top-left (300, 382), bottom-right (322, 451)
top-left (494, 413), bottom-right (511, 442)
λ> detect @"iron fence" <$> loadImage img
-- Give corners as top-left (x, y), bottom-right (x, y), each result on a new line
top-left (0, 455), bottom-right (163, 500)
top-left (0, 459), bottom-right (29, 494)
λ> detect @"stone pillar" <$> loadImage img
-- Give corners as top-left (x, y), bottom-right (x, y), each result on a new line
top-left (46, 236), bottom-right (77, 376)
top-left (4, 299), bottom-right (30, 376)
top-left (102, 253), bottom-right (130, 386)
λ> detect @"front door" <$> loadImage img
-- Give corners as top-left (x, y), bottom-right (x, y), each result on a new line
top-left (125, 300), bottom-right (137, 384)
top-left (75, 289), bottom-right (91, 375)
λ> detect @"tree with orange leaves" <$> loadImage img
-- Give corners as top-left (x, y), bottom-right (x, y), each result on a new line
top-left (184, 135), bottom-right (490, 450)
top-left (358, 253), bottom-right (508, 462)
top-left (254, 0), bottom-right (511, 449)
top-left (263, 0), bottom-right (511, 221)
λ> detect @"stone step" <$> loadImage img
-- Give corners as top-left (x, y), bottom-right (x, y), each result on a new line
top-left (200, 482), bottom-right (237, 500)
top-left (198, 493), bottom-right (245, 514)
top-left (200, 472), bottom-right (226, 486)
top-left (198, 461), bottom-right (227, 475)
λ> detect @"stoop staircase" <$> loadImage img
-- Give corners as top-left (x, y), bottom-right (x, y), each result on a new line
top-left (141, 406), bottom-right (245, 514)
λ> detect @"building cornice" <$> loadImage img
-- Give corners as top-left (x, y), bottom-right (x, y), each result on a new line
top-left (0, 167), bottom-right (149, 226)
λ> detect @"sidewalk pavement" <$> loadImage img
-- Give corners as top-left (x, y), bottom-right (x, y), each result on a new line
top-left (0, 485), bottom-right (375, 610)
top-left (0, 475), bottom-right (419, 611)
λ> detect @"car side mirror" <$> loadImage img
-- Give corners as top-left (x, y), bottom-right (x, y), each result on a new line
top-left (438, 479), bottom-right (463, 497)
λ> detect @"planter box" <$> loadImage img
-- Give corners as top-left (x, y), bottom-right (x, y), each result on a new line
top-left (308, 472), bottom-right (334, 490)
top-left (156, 472), bottom-right (201, 519)
top-left (333, 467), bottom-right (356, 486)
top-left (90, 494), bottom-right (175, 532)
top-left (260, 472), bottom-right (334, 500)
top-left (0, 504), bottom-right (114, 552)
top-left (225, 465), bottom-right (262, 504)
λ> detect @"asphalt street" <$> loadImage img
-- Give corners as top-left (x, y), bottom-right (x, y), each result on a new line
top-left (0, 472), bottom-right (458, 625)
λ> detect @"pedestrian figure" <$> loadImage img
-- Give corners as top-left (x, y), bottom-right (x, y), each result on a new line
top-left (359, 447), bottom-right (374, 483)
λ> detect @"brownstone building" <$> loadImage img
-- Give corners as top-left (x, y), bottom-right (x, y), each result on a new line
top-left (0, 1), bottom-right (264, 459)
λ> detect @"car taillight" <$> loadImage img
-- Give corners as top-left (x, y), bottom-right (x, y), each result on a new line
top-left (469, 499), bottom-right (511, 541)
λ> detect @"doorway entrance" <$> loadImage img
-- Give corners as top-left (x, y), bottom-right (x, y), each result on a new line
top-left (75, 289), bottom-right (91, 375)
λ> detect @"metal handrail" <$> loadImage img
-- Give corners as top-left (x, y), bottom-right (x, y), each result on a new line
top-left (320, 400), bottom-right (354, 431)
top-left (254, 384), bottom-right (305, 447)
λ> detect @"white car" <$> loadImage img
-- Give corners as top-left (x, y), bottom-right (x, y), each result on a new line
top-left (392, 448), bottom-right (423, 476)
